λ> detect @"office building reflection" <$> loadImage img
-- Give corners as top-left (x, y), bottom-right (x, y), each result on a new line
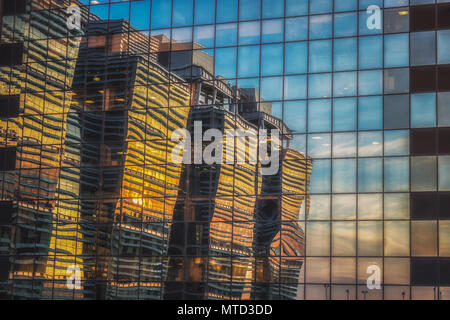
top-left (0, 1), bottom-right (312, 300)
top-left (0, 0), bottom-right (87, 299)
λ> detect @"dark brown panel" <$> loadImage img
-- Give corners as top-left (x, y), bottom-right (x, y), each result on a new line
top-left (2, 0), bottom-right (26, 16)
top-left (410, 5), bottom-right (436, 32)
top-left (440, 259), bottom-right (450, 286)
top-left (410, 66), bottom-right (437, 93)
top-left (411, 192), bottom-right (438, 220)
top-left (438, 127), bottom-right (450, 155)
top-left (438, 65), bottom-right (450, 92)
top-left (439, 193), bottom-right (450, 219)
top-left (438, 3), bottom-right (450, 29)
top-left (0, 95), bottom-right (19, 118)
top-left (0, 201), bottom-right (12, 224)
top-left (0, 256), bottom-right (9, 281)
top-left (411, 258), bottom-right (438, 286)
top-left (410, 128), bottom-right (437, 156)
top-left (0, 147), bottom-right (16, 171)
top-left (0, 43), bottom-right (23, 67)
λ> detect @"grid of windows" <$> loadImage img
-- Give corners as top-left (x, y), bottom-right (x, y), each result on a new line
top-left (0, 0), bottom-right (449, 300)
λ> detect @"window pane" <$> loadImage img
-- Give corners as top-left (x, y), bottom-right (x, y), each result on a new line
top-left (358, 158), bottom-right (383, 192)
top-left (173, 0), bottom-right (193, 27)
top-left (332, 159), bottom-right (356, 193)
top-left (332, 132), bottom-right (356, 158)
top-left (359, 70), bottom-right (382, 96)
top-left (438, 92), bottom-right (450, 127)
top-left (384, 68), bottom-right (409, 94)
top-left (333, 98), bottom-right (357, 131)
top-left (284, 101), bottom-right (307, 133)
top-left (238, 45), bottom-right (259, 77)
top-left (238, 21), bottom-right (260, 45)
top-left (411, 93), bottom-right (437, 128)
top-left (284, 75), bottom-right (307, 100)
top-left (384, 34), bottom-right (409, 68)
top-left (438, 30), bottom-right (450, 64)
top-left (308, 73), bottom-right (331, 99)
top-left (384, 221), bottom-right (410, 256)
top-left (216, 23), bottom-right (237, 46)
top-left (309, 40), bottom-right (332, 73)
top-left (285, 42), bottom-right (307, 74)
top-left (439, 156), bottom-right (450, 191)
top-left (358, 194), bottom-right (382, 220)
top-left (411, 156), bottom-right (437, 192)
top-left (384, 157), bottom-right (409, 192)
top-left (358, 131), bottom-right (383, 157)
top-left (217, 0), bottom-right (237, 22)
top-left (309, 159), bottom-right (331, 193)
top-left (334, 38), bottom-right (357, 71)
top-left (334, 12), bottom-right (357, 38)
top-left (310, 0), bottom-right (332, 14)
top-left (332, 222), bottom-right (356, 256)
top-left (411, 31), bottom-right (436, 66)
top-left (384, 130), bottom-right (409, 156)
top-left (308, 134), bottom-right (331, 158)
top-left (286, 17), bottom-right (308, 41)
top-left (358, 221), bottom-right (383, 256)
top-left (306, 222), bottom-right (330, 256)
top-left (384, 94), bottom-right (409, 129)
top-left (333, 72), bottom-right (357, 97)
top-left (239, 0), bottom-right (260, 20)
top-left (412, 221), bottom-right (438, 257)
top-left (286, 0), bottom-right (308, 16)
top-left (262, 19), bottom-right (284, 43)
top-left (261, 44), bottom-right (283, 76)
top-left (308, 99), bottom-right (331, 132)
top-left (384, 193), bottom-right (410, 219)
top-left (384, 7), bottom-right (409, 33)
top-left (359, 36), bottom-right (382, 69)
top-left (195, 0), bottom-right (215, 24)
top-left (359, 96), bottom-right (383, 130)
top-left (332, 194), bottom-right (356, 220)
top-left (262, 0), bottom-right (284, 18)
top-left (309, 14), bottom-right (332, 39)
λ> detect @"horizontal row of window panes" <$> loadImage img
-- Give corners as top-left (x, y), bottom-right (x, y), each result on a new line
top-left (306, 156), bottom-right (450, 193)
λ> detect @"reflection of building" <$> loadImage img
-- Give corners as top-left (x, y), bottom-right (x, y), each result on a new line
top-left (252, 149), bottom-right (311, 300)
top-left (161, 38), bottom-right (311, 300)
top-left (70, 20), bottom-right (191, 299)
top-left (0, 3), bottom-right (312, 300)
top-left (240, 94), bottom-right (312, 300)
top-left (0, 0), bottom-right (87, 299)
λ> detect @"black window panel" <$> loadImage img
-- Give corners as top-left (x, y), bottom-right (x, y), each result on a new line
top-left (439, 259), bottom-right (450, 286)
top-left (438, 127), bottom-right (450, 155)
top-left (0, 256), bottom-right (8, 281)
top-left (0, 201), bottom-right (12, 224)
top-left (410, 128), bottom-right (437, 156)
top-left (410, 5), bottom-right (437, 32)
top-left (0, 147), bottom-right (16, 171)
top-left (438, 4), bottom-right (450, 29)
top-left (0, 43), bottom-right (23, 67)
top-left (411, 193), bottom-right (438, 220)
top-left (0, 95), bottom-right (19, 118)
top-left (411, 66), bottom-right (437, 92)
top-left (438, 65), bottom-right (450, 92)
top-left (411, 258), bottom-right (438, 285)
top-left (439, 193), bottom-right (450, 219)
top-left (2, 0), bottom-right (26, 15)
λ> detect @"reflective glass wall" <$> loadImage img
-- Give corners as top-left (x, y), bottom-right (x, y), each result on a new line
top-left (0, 0), bottom-right (449, 300)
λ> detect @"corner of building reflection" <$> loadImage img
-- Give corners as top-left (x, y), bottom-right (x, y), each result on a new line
top-left (0, 0), bottom-right (312, 300)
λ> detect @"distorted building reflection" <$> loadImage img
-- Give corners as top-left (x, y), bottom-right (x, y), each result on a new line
top-left (0, 0), bottom-right (87, 299)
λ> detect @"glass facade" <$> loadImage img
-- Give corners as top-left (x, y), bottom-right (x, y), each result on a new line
top-left (0, 0), bottom-right (449, 300)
